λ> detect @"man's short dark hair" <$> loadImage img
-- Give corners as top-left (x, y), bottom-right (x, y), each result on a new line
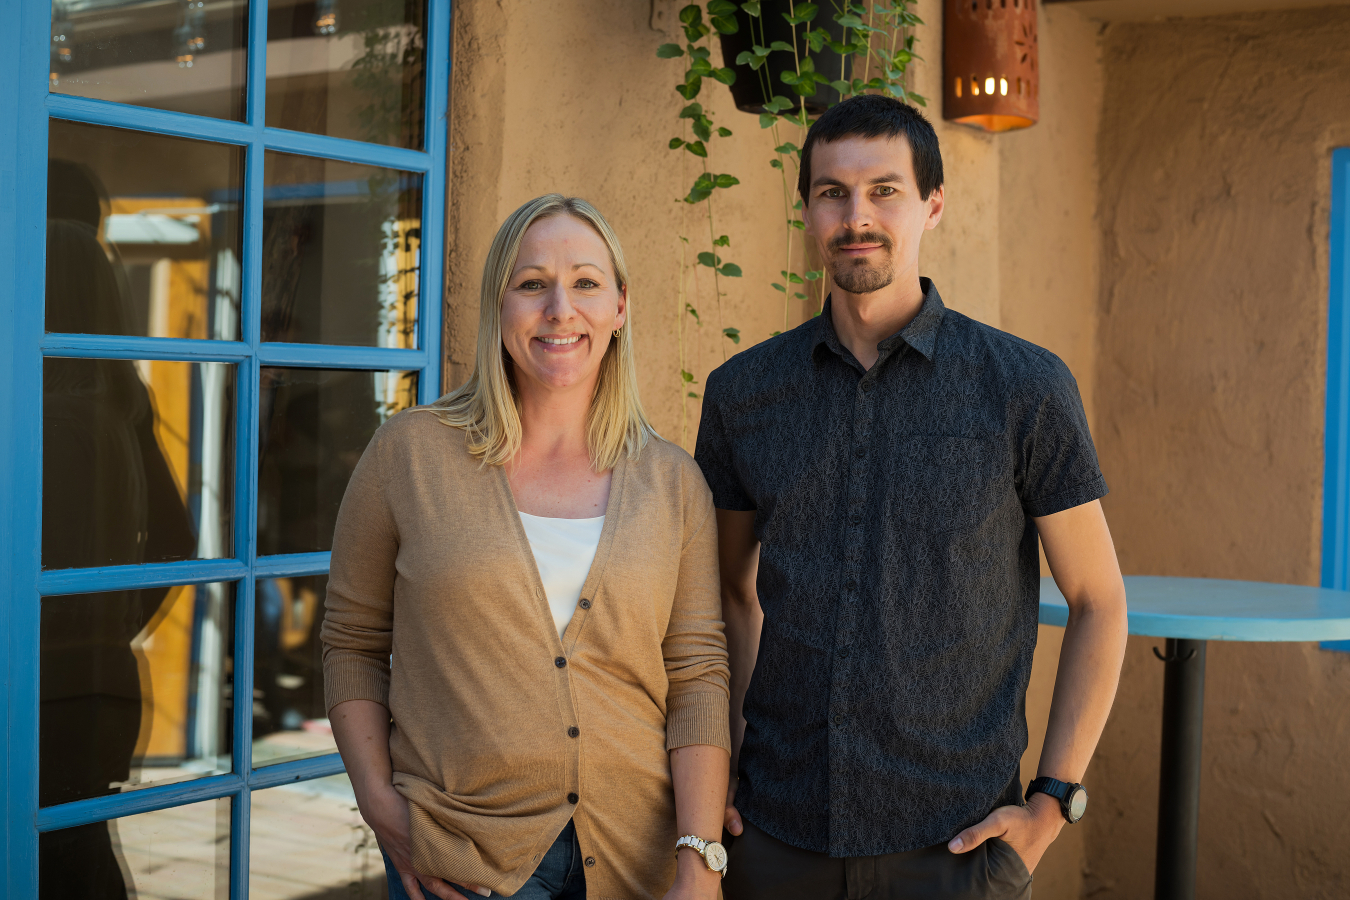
top-left (798, 95), bottom-right (944, 204)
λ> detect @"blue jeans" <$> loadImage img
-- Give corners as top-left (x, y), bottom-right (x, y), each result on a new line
top-left (383, 819), bottom-right (586, 900)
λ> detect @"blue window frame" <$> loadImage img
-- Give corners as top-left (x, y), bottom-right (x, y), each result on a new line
top-left (1323, 147), bottom-right (1350, 651)
top-left (0, 2), bottom-right (451, 894)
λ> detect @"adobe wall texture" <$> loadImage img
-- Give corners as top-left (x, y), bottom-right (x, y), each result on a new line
top-left (1089, 6), bottom-right (1350, 897)
top-left (442, 2), bottom-right (1095, 896)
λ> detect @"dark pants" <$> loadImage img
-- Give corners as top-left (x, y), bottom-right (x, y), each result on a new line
top-left (722, 820), bottom-right (1032, 900)
top-left (383, 819), bottom-right (585, 900)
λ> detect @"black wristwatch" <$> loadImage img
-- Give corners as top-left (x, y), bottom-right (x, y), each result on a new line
top-left (1025, 777), bottom-right (1088, 824)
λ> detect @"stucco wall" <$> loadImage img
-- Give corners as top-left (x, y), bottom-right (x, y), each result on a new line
top-left (1089, 7), bottom-right (1350, 897)
top-left (442, 2), bottom-right (1097, 896)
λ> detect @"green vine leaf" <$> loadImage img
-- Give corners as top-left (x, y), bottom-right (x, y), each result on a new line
top-left (713, 234), bottom-right (730, 247)
top-left (770, 158), bottom-right (783, 169)
top-left (759, 113), bottom-right (777, 129)
top-left (723, 327), bottom-right (741, 344)
top-left (692, 118), bottom-right (712, 141)
top-left (679, 102), bottom-right (704, 119)
top-left (717, 126), bottom-right (733, 137)
top-left (714, 173), bottom-right (740, 188)
top-left (804, 269), bottom-right (822, 281)
top-left (690, 57), bottom-right (714, 76)
top-left (688, 391), bottom-right (702, 399)
top-left (676, 77), bottom-right (703, 100)
top-left (681, 369), bottom-right (698, 383)
top-left (697, 251), bottom-right (722, 267)
top-left (688, 45), bottom-right (711, 60)
top-left (771, 282), bottom-right (787, 293)
top-left (684, 140), bottom-right (708, 158)
top-left (763, 95), bottom-right (794, 113)
top-left (685, 303), bottom-right (701, 323)
top-left (712, 67), bottom-right (737, 85)
top-left (657, 43), bottom-right (685, 59)
top-left (669, 137), bottom-right (685, 149)
top-left (708, 0), bottom-right (739, 15)
top-left (774, 142), bottom-right (800, 154)
top-left (740, 0), bottom-right (761, 14)
top-left (719, 263), bottom-right (743, 277)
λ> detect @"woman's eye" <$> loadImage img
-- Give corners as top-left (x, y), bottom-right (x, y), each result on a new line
top-left (575, 279), bottom-right (599, 289)
top-left (518, 279), bottom-right (544, 290)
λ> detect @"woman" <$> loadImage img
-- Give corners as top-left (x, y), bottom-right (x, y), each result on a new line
top-left (322, 195), bottom-right (731, 900)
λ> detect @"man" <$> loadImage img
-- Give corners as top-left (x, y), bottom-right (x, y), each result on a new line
top-left (694, 95), bottom-right (1128, 899)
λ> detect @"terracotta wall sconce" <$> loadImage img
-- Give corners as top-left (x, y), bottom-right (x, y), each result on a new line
top-left (943, 0), bottom-right (1039, 132)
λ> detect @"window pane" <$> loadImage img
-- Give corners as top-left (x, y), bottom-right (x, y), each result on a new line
top-left (250, 774), bottom-right (385, 899)
top-left (262, 152), bottom-right (422, 348)
top-left (49, 0), bottom-right (249, 121)
top-left (42, 358), bottom-right (236, 570)
top-left (40, 583), bottom-right (234, 807)
top-left (40, 797), bottom-right (231, 899)
top-left (258, 369), bottom-right (417, 555)
top-left (265, 0), bottom-right (428, 149)
top-left (47, 120), bottom-right (244, 341)
top-left (254, 575), bottom-right (337, 767)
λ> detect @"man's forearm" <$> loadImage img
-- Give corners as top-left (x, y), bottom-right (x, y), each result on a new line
top-left (722, 588), bottom-right (763, 771)
top-left (1036, 591), bottom-right (1128, 783)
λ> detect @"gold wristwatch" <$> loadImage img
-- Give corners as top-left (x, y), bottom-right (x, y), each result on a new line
top-left (675, 834), bottom-right (729, 878)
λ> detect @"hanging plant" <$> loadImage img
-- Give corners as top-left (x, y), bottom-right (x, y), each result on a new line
top-left (657, 2), bottom-right (924, 447)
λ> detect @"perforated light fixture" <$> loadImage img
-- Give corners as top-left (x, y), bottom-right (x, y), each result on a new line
top-left (943, 0), bottom-right (1039, 133)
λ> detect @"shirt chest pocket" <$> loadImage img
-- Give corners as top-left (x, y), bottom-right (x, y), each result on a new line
top-left (892, 435), bottom-right (1005, 533)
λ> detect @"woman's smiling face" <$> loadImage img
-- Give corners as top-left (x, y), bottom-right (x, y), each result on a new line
top-left (501, 214), bottom-right (627, 396)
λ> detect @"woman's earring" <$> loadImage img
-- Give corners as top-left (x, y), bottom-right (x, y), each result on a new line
top-left (613, 329), bottom-right (621, 338)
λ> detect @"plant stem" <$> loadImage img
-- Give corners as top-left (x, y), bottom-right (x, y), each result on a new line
top-left (702, 162), bottom-right (728, 363)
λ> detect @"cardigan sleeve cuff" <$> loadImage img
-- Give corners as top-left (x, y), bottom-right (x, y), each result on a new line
top-left (665, 689), bottom-right (731, 753)
top-left (323, 654), bottom-right (392, 714)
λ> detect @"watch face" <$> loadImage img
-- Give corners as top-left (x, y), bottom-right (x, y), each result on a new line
top-left (1068, 786), bottom-right (1088, 822)
top-left (704, 841), bottom-right (728, 872)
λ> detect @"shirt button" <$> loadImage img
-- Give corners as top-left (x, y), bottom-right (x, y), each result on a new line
top-left (555, 657), bottom-right (567, 668)
top-left (862, 381), bottom-right (875, 393)
top-left (584, 857), bottom-right (596, 868)
top-left (838, 647), bottom-right (850, 658)
top-left (845, 578), bottom-right (857, 591)
top-left (568, 727), bottom-right (580, 738)
top-left (850, 515), bottom-right (861, 527)
top-left (567, 792), bottom-right (579, 804)
top-left (833, 714), bottom-right (844, 726)
top-left (579, 598), bottom-right (592, 610)
top-left (854, 447), bottom-right (865, 459)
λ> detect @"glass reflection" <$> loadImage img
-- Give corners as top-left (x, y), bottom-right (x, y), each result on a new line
top-left (262, 152), bottom-right (422, 348)
top-left (40, 797), bottom-right (231, 900)
top-left (42, 358), bottom-right (235, 570)
top-left (251, 775), bottom-right (385, 899)
top-left (47, 119), bottom-right (244, 341)
top-left (254, 575), bottom-right (337, 767)
top-left (258, 368), bottom-right (417, 555)
top-left (40, 583), bottom-right (234, 808)
top-left (49, 0), bottom-right (248, 121)
top-left (266, 0), bottom-right (428, 149)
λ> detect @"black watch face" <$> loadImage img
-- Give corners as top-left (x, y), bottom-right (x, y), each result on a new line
top-left (1067, 786), bottom-right (1088, 822)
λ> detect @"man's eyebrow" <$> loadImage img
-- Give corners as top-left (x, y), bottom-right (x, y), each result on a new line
top-left (810, 172), bottom-right (907, 190)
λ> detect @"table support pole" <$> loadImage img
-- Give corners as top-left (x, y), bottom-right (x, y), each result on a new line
top-left (1155, 638), bottom-right (1207, 900)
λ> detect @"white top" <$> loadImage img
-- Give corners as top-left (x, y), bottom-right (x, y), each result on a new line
top-left (518, 511), bottom-right (606, 639)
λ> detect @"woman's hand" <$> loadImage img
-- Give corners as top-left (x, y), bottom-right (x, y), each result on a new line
top-left (661, 851), bottom-right (723, 900)
top-left (359, 783), bottom-right (488, 900)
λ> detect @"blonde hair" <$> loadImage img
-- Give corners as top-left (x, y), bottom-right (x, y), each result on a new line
top-left (425, 194), bottom-right (657, 470)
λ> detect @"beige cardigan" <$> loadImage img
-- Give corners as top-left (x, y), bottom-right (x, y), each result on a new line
top-left (321, 409), bottom-right (731, 899)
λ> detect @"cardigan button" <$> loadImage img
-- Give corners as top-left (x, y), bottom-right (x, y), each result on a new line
top-left (567, 792), bottom-right (579, 804)
top-left (568, 727), bottom-right (580, 738)
top-left (579, 598), bottom-right (592, 610)
top-left (584, 857), bottom-right (596, 868)
top-left (555, 657), bottom-right (567, 668)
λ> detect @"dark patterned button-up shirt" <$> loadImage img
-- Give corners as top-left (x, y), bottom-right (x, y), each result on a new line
top-left (694, 279), bottom-right (1107, 857)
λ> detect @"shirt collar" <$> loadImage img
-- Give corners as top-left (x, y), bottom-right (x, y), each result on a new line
top-left (810, 277), bottom-right (946, 366)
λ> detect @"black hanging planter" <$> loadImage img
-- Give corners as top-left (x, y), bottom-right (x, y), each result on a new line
top-left (718, 1), bottom-right (852, 115)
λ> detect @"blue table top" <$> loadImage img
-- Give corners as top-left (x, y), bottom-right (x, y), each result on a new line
top-left (1038, 576), bottom-right (1350, 642)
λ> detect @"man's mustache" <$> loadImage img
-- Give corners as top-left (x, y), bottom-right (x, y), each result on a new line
top-left (829, 230), bottom-right (894, 253)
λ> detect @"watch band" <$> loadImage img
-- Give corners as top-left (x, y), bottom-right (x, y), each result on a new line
top-left (1025, 776), bottom-right (1071, 804)
top-left (675, 834), bottom-right (728, 877)
top-left (675, 835), bottom-right (709, 855)
top-left (1026, 776), bottom-right (1087, 824)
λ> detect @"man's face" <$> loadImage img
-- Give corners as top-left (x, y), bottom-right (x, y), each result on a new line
top-left (801, 134), bottom-right (944, 295)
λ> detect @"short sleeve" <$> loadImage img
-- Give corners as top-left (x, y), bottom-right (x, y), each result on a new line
top-left (694, 368), bottom-right (756, 512)
top-left (1017, 355), bottom-right (1108, 518)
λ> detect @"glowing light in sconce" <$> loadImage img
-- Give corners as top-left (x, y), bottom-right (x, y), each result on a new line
top-left (984, 76), bottom-right (996, 95)
top-left (999, 77), bottom-right (1008, 95)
